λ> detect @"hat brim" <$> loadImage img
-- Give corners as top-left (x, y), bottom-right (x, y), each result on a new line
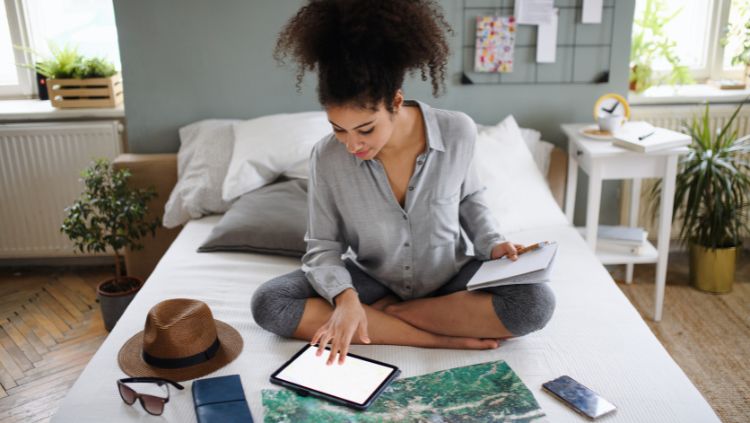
top-left (117, 320), bottom-right (243, 382)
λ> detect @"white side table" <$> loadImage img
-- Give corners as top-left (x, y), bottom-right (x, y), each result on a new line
top-left (561, 124), bottom-right (687, 321)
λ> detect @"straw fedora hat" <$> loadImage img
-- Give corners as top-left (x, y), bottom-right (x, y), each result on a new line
top-left (118, 298), bottom-right (243, 382)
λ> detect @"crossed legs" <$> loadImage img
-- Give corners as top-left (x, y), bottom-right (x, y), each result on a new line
top-left (251, 260), bottom-right (555, 350)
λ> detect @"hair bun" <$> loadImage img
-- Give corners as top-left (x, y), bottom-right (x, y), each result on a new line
top-left (275, 0), bottom-right (452, 111)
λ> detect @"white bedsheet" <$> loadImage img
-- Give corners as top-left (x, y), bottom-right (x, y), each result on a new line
top-left (52, 217), bottom-right (720, 422)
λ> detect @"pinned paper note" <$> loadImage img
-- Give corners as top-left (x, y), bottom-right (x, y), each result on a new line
top-left (536, 8), bottom-right (558, 63)
top-left (515, 0), bottom-right (554, 25)
top-left (474, 16), bottom-right (516, 73)
top-left (582, 0), bottom-right (603, 23)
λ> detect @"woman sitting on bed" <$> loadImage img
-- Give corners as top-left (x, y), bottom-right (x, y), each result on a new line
top-left (252, 0), bottom-right (555, 365)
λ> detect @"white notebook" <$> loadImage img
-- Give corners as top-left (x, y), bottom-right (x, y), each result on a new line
top-left (613, 121), bottom-right (690, 153)
top-left (467, 242), bottom-right (558, 290)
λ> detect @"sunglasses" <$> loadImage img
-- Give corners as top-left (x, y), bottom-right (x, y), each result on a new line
top-left (117, 377), bottom-right (184, 416)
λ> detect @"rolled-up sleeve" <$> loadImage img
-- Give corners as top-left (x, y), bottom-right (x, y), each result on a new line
top-left (301, 144), bottom-right (354, 305)
top-left (459, 136), bottom-right (505, 261)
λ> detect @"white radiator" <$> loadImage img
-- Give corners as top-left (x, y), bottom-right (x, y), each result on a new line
top-left (626, 104), bottom-right (750, 239)
top-left (0, 121), bottom-right (123, 258)
top-left (631, 103), bottom-right (750, 136)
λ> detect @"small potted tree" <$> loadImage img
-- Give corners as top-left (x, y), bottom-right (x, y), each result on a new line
top-left (651, 102), bottom-right (750, 293)
top-left (62, 159), bottom-right (159, 331)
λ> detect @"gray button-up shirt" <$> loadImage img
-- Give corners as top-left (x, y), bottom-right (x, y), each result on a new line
top-left (302, 100), bottom-right (505, 304)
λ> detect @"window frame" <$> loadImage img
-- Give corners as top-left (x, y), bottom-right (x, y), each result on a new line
top-left (713, 0), bottom-right (743, 80)
top-left (647, 0), bottom-right (744, 83)
top-left (1, 0), bottom-right (35, 99)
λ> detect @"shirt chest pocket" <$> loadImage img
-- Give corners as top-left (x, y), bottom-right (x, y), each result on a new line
top-left (429, 192), bottom-right (460, 246)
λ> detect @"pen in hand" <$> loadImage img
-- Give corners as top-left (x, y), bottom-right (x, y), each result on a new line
top-left (516, 241), bottom-right (551, 256)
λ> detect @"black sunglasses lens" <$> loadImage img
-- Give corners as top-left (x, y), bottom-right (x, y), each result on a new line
top-left (141, 395), bottom-right (165, 416)
top-left (118, 383), bottom-right (136, 405)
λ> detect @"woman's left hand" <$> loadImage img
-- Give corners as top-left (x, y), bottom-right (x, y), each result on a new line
top-left (490, 241), bottom-right (525, 261)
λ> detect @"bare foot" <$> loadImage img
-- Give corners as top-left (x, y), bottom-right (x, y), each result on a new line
top-left (370, 295), bottom-right (401, 312)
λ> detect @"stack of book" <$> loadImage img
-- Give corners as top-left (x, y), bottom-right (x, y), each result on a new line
top-left (578, 225), bottom-right (648, 255)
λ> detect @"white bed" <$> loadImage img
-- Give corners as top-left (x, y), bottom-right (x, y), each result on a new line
top-left (53, 113), bottom-right (720, 421)
top-left (52, 215), bottom-right (720, 422)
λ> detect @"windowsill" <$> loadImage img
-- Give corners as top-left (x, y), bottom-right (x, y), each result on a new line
top-left (629, 84), bottom-right (750, 106)
top-left (0, 99), bottom-right (125, 122)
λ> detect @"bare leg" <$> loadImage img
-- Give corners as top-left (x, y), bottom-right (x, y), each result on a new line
top-left (383, 291), bottom-right (513, 339)
top-left (292, 298), bottom-right (501, 350)
top-left (369, 294), bottom-right (401, 311)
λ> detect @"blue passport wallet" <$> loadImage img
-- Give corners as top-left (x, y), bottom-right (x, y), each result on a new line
top-left (192, 374), bottom-right (253, 423)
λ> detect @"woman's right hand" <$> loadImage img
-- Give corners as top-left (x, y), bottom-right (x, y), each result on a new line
top-left (310, 288), bottom-right (370, 365)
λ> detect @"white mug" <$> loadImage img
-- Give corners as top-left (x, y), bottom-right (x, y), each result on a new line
top-left (598, 115), bottom-right (626, 133)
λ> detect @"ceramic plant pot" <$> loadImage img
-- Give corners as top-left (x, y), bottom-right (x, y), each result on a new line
top-left (97, 276), bottom-right (142, 331)
top-left (689, 243), bottom-right (738, 294)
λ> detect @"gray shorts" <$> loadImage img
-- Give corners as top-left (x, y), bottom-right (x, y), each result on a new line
top-left (251, 259), bottom-right (555, 338)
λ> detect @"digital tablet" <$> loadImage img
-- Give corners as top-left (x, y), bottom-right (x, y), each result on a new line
top-left (270, 344), bottom-right (401, 410)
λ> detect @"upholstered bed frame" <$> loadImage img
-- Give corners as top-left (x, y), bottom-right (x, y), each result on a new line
top-left (113, 147), bottom-right (567, 281)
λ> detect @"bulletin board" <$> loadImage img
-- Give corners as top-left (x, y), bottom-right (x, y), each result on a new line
top-left (461, 0), bottom-right (615, 85)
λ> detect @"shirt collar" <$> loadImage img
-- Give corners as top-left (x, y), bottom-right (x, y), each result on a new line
top-left (354, 99), bottom-right (445, 166)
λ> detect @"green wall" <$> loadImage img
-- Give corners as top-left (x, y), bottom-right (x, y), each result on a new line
top-left (113, 0), bottom-right (635, 225)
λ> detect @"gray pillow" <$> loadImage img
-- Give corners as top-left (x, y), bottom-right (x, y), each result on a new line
top-left (198, 179), bottom-right (308, 256)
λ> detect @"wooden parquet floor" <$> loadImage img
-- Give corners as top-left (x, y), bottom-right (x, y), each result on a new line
top-left (0, 266), bottom-right (110, 423)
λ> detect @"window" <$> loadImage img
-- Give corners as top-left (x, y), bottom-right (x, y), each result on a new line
top-left (0, 0), bottom-right (119, 100)
top-left (23, 0), bottom-right (120, 69)
top-left (633, 0), bottom-right (746, 84)
top-left (722, 0), bottom-right (750, 74)
top-left (0, 1), bottom-right (33, 98)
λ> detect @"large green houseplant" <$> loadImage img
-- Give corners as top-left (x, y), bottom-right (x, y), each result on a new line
top-left (652, 102), bottom-right (750, 293)
top-left (62, 159), bottom-right (159, 330)
top-left (630, 0), bottom-right (693, 93)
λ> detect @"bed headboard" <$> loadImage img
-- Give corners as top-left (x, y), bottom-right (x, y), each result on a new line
top-left (115, 149), bottom-right (567, 280)
top-left (113, 154), bottom-right (181, 281)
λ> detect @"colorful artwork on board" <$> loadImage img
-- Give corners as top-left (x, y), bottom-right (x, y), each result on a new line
top-left (474, 15), bottom-right (516, 73)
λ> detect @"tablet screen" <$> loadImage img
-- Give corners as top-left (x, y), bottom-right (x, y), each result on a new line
top-left (273, 345), bottom-right (398, 406)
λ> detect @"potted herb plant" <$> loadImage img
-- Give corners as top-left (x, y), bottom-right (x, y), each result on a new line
top-left (651, 102), bottom-right (750, 293)
top-left (62, 159), bottom-right (159, 331)
top-left (629, 0), bottom-right (693, 93)
top-left (17, 43), bottom-right (122, 108)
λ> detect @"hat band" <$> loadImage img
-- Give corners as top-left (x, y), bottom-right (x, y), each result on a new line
top-left (142, 337), bottom-right (221, 369)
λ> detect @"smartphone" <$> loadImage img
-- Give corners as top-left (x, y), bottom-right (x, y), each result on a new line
top-left (542, 375), bottom-right (616, 420)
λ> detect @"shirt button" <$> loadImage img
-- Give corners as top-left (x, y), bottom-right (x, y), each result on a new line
top-left (405, 266), bottom-right (410, 270)
top-left (417, 160), bottom-right (424, 165)
top-left (404, 242), bottom-right (410, 247)
top-left (405, 285), bottom-right (412, 290)
top-left (403, 215), bottom-right (407, 220)
top-left (408, 186), bottom-right (414, 191)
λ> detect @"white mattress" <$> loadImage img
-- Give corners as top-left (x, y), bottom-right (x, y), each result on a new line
top-left (52, 216), bottom-right (720, 422)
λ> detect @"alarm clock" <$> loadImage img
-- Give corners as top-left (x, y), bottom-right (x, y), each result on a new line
top-left (593, 93), bottom-right (630, 133)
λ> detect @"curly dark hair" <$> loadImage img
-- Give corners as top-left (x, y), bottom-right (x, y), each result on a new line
top-left (274, 0), bottom-right (452, 113)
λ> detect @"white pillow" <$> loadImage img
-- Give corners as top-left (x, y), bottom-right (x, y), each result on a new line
top-left (162, 119), bottom-right (240, 228)
top-left (519, 126), bottom-right (542, 151)
top-left (475, 115), bottom-right (568, 234)
top-left (222, 111), bottom-right (331, 201)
